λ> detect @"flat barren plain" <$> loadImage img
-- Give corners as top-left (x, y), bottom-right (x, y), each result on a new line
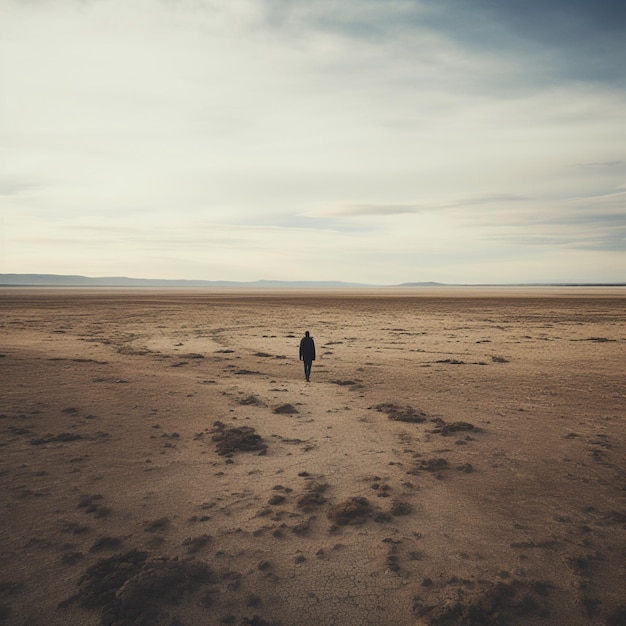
top-left (1, 288), bottom-right (625, 626)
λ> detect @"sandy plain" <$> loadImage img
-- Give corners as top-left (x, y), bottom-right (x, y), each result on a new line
top-left (0, 287), bottom-right (625, 626)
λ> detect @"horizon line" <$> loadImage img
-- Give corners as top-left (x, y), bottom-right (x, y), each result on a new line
top-left (1, 273), bottom-right (625, 289)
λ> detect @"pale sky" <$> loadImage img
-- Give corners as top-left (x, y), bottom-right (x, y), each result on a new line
top-left (1, 0), bottom-right (625, 284)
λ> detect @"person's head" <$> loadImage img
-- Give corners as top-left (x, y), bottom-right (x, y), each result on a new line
top-left (305, 331), bottom-right (310, 337)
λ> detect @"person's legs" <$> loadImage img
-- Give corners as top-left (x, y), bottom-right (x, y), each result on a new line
top-left (304, 360), bottom-right (312, 381)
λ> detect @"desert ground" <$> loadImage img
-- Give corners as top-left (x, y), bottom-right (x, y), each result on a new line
top-left (0, 287), bottom-right (625, 626)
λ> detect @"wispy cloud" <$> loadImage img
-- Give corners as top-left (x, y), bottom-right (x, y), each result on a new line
top-left (576, 160), bottom-right (626, 169)
top-left (0, 177), bottom-right (45, 197)
top-left (306, 203), bottom-right (422, 217)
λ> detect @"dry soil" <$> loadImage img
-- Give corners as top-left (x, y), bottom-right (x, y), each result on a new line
top-left (0, 287), bottom-right (624, 626)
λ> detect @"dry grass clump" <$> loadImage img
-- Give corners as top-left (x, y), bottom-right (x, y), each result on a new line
top-left (430, 418), bottom-right (477, 436)
top-left (408, 458), bottom-right (450, 474)
top-left (273, 404), bottom-right (299, 415)
top-left (77, 494), bottom-right (111, 518)
top-left (89, 536), bottom-right (124, 552)
top-left (415, 579), bottom-right (553, 625)
top-left (182, 534), bottom-right (212, 554)
top-left (327, 497), bottom-right (373, 526)
top-left (373, 403), bottom-right (428, 423)
top-left (390, 499), bottom-right (413, 516)
top-left (238, 394), bottom-right (266, 406)
top-left (62, 550), bottom-right (215, 624)
top-left (31, 432), bottom-right (83, 445)
top-left (297, 482), bottom-right (329, 511)
top-left (211, 421), bottom-right (267, 456)
top-left (143, 517), bottom-right (170, 532)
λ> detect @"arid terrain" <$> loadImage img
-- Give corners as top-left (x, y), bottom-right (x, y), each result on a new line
top-left (0, 287), bottom-right (625, 626)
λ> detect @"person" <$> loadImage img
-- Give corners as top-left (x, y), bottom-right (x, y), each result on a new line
top-left (299, 330), bottom-right (316, 382)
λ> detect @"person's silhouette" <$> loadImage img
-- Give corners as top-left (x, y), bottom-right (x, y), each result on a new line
top-left (299, 331), bottom-right (316, 382)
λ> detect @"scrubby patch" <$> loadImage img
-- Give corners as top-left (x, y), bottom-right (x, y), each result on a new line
top-left (373, 403), bottom-right (428, 423)
top-left (415, 579), bottom-right (552, 625)
top-left (78, 494), bottom-right (111, 518)
top-left (390, 499), bottom-right (413, 516)
top-left (62, 550), bottom-right (215, 625)
top-left (62, 522), bottom-right (89, 536)
top-left (241, 616), bottom-right (274, 626)
top-left (327, 497), bottom-right (374, 526)
top-left (430, 418), bottom-right (478, 436)
top-left (385, 540), bottom-right (404, 573)
top-left (61, 550), bottom-right (148, 609)
top-left (211, 422), bottom-right (267, 456)
top-left (273, 404), bottom-right (298, 415)
top-left (330, 380), bottom-right (363, 390)
top-left (182, 534), bottom-right (212, 554)
top-left (581, 337), bottom-right (615, 343)
top-left (297, 482), bottom-right (329, 512)
top-left (408, 458), bottom-right (450, 474)
top-left (31, 432), bottom-right (83, 445)
top-left (143, 517), bottom-right (170, 533)
top-left (239, 395), bottom-right (266, 407)
top-left (61, 551), bottom-right (84, 565)
top-left (8, 425), bottom-right (33, 437)
top-left (89, 536), bottom-right (124, 552)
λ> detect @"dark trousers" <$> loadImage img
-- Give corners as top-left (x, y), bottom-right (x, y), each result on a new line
top-left (303, 360), bottom-right (312, 380)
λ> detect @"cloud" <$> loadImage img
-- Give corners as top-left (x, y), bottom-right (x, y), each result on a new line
top-left (305, 194), bottom-right (530, 220)
top-left (306, 203), bottom-right (422, 217)
top-left (263, 0), bottom-right (626, 88)
top-left (443, 194), bottom-right (529, 209)
top-left (577, 160), bottom-right (626, 169)
top-left (465, 189), bottom-right (626, 253)
top-left (0, 177), bottom-right (44, 196)
top-left (1, 0), bottom-right (624, 283)
top-left (419, 0), bottom-right (626, 86)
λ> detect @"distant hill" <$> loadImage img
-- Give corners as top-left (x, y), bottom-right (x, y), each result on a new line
top-left (397, 281), bottom-right (445, 287)
top-left (1, 274), bottom-right (623, 288)
top-left (0, 274), bottom-right (371, 288)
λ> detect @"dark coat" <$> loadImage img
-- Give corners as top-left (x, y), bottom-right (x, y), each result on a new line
top-left (299, 336), bottom-right (316, 361)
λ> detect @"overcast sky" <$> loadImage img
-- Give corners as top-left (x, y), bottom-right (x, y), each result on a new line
top-left (1, 0), bottom-right (625, 284)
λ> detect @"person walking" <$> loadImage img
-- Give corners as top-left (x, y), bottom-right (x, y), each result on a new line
top-left (299, 331), bottom-right (316, 382)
